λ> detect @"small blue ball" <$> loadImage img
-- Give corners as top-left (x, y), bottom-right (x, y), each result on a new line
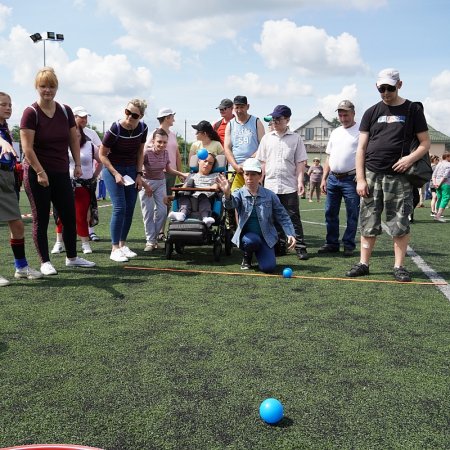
top-left (259, 398), bottom-right (284, 424)
top-left (197, 148), bottom-right (209, 160)
top-left (282, 267), bottom-right (293, 278)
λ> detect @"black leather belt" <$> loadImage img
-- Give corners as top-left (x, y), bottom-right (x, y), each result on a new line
top-left (0, 162), bottom-right (13, 171)
top-left (331, 169), bottom-right (356, 179)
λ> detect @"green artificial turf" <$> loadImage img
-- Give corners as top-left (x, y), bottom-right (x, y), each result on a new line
top-left (0, 198), bottom-right (449, 449)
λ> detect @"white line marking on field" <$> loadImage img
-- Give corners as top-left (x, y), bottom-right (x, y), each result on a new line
top-left (406, 247), bottom-right (450, 301)
top-left (380, 223), bottom-right (450, 301)
top-left (301, 208), bottom-right (324, 212)
top-left (21, 202), bottom-right (112, 219)
top-left (303, 220), bottom-right (346, 229)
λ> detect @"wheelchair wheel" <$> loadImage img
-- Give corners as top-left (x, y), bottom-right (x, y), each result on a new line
top-left (175, 243), bottom-right (184, 254)
top-left (165, 241), bottom-right (173, 259)
top-left (224, 228), bottom-right (233, 256)
top-left (213, 240), bottom-right (222, 262)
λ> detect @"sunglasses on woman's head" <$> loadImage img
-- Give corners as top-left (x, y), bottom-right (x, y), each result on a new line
top-left (125, 109), bottom-right (140, 119)
top-left (377, 85), bottom-right (397, 93)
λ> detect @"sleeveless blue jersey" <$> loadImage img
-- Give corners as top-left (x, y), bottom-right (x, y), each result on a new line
top-left (229, 115), bottom-right (259, 164)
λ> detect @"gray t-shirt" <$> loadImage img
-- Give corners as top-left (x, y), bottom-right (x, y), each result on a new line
top-left (186, 172), bottom-right (217, 197)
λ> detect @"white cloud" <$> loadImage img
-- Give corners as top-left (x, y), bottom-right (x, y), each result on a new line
top-left (254, 19), bottom-right (368, 76)
top-left (226, 72), bottom-right (313, 98)
top-left (0, 3), bottom-right (12, 32)
top-left (63, 48), bottom-right (151, 95)
top-left (429, 70), bottom-right (450, 96)
top-left (317, 84), bottom-right (358, 120)
top-left (424, 70), bottom-right (450, 136)
top-left (96, 0), bottom-right (381, 70)
top-left (0, 26), bottom-right (152, 128)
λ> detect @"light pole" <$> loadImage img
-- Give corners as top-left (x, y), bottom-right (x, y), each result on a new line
top-left (30, 32), bottom-right (64, 66)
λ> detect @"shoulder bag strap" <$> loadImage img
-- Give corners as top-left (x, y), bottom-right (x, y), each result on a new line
top-left (401, 101), bottom-right (413, 158)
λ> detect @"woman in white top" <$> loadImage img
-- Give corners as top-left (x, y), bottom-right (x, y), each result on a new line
top-left (51, 126), bottom-right (101, 254)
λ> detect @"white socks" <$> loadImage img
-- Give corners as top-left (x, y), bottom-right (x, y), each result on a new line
top-left (168, 211), bottom-right (186, 222)
top-left (202, 217), bottom-right (215, 227)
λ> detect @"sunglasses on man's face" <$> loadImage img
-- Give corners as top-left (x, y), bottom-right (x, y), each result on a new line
top-left (125, 109), bottom-right (140, 119)
top-left (377, 84), bottom-right (397, 93)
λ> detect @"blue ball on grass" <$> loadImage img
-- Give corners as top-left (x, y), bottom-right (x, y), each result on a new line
top-left (282, 267), bottom-right (293, 278)
top-left (259, 398), bottom-right (284, 424)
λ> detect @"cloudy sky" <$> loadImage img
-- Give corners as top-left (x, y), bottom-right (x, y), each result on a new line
top-left (1, 0), bottom-right (450, 141)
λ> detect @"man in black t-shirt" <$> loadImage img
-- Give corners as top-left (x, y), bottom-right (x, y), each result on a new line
top-left (346, 68), bottom-right (430, 282)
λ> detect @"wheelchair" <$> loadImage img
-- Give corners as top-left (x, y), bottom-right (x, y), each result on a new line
top-left (164, 154), bottom-right (234, 261)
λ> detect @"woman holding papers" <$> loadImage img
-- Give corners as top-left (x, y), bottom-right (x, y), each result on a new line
top-left (100, 99), bottom-right (149, 262)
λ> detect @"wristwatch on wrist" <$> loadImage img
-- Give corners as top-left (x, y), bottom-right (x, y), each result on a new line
top-left (136, 171), bottom-right (143, 176)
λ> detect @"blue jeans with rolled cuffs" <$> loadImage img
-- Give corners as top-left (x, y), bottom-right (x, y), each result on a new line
top-left (102, 166), bottom-right (138, 245)
top-left (241, 232), bottom-right (276, 273)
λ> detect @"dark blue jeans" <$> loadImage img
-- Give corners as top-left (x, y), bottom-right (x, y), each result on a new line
top-left (242, 232), bottom-right (276, 273)
top-left (324, 174), bottom-right (360, 250)
top-left (276, 192), bottom-right (306, 251)
top-left (102, 166), bottom-right (138, 245)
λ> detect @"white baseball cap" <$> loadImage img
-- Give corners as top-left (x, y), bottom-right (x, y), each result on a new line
top-left (242, 158), bottom-right (262, 173)
top-left (376, 68), bottom-right (400, 87)
top-left (72, 106), bottom-right (90, 117)
top-left (157, 108), bottom-right (176, 119)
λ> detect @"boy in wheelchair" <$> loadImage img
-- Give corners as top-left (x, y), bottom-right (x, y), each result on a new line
top-left (168, 152), bottom-right (220, 227)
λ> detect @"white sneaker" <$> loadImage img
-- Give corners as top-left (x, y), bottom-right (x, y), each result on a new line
top-left (168, 211), bottom-right (186, 222)
top-left (81, 242), bottom-right (93, 254)
top-left (434, 216), bottom-right (446, 223)
top-left (202, 216), bottom-right (215, 227)
top-left (110, 248), bottom-right (128, 262)
top-left (40, 261), bottom-right (58, 276)
top-left (51, 242), bottom-right (65, 254)
top-left (14, 266), bottom-right (44, 280)
top-left (144, 242), bottom-right (157, 252)
top-left (66, 256), bottom-right (96, 268)
top-left (0, 275), bottom-right (10, 287)
top-left (120, 246), bottom-right (137, 258)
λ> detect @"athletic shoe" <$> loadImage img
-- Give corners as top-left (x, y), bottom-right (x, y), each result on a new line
top-left (40, 261), bottom-right (58, 276)
top-left (434, 216), bottom-right (446, 223)
top-left (89, 233), bottom-right (100, 242)
top-left (157, 232), bottom-right (167, 242)
top-left (430, 212), bottom-right (436, 217)
top-left (393, 266), bottom-right (412, 282)
top-left (120, 246), bottom-right (137, 258)
top-left (0, 275), bottom-right (10, 287)
top-left (346, 262), bottom-right (369, 277)
top-left (202, 217), bottom-right (215, 227)
top-left (168, 211), bottom-right (186, 222)
top-left (81, 242), bottom-right (93, 254)
top-left (51, 242), bottom-right (65, 254)
top-left (14, 266), bottom-right (44, 280)
top-left (297, 248), bottom-right (309, 260)
top-left (240, 252), bottom-right (252, 270)
top-left (110, 248), bottom-right (128, 262)
top-left (65, 256), bottom-right (96, 268)
top-left (317, 245), bottom-right (340, 254)
top-left (144, 242), bottom-right (157, 252)
top-left (343, 248), bottom-right (355, 257)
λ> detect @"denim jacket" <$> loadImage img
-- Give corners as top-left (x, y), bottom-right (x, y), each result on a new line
top-left (224, 185), bottom-right (295, 248)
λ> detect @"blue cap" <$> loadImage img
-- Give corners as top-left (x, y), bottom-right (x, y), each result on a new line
top-left (266, 105), bottom-right (291, 119)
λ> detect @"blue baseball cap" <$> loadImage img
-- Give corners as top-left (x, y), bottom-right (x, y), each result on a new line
top-left (266, 105), bottom-right (292, 119)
